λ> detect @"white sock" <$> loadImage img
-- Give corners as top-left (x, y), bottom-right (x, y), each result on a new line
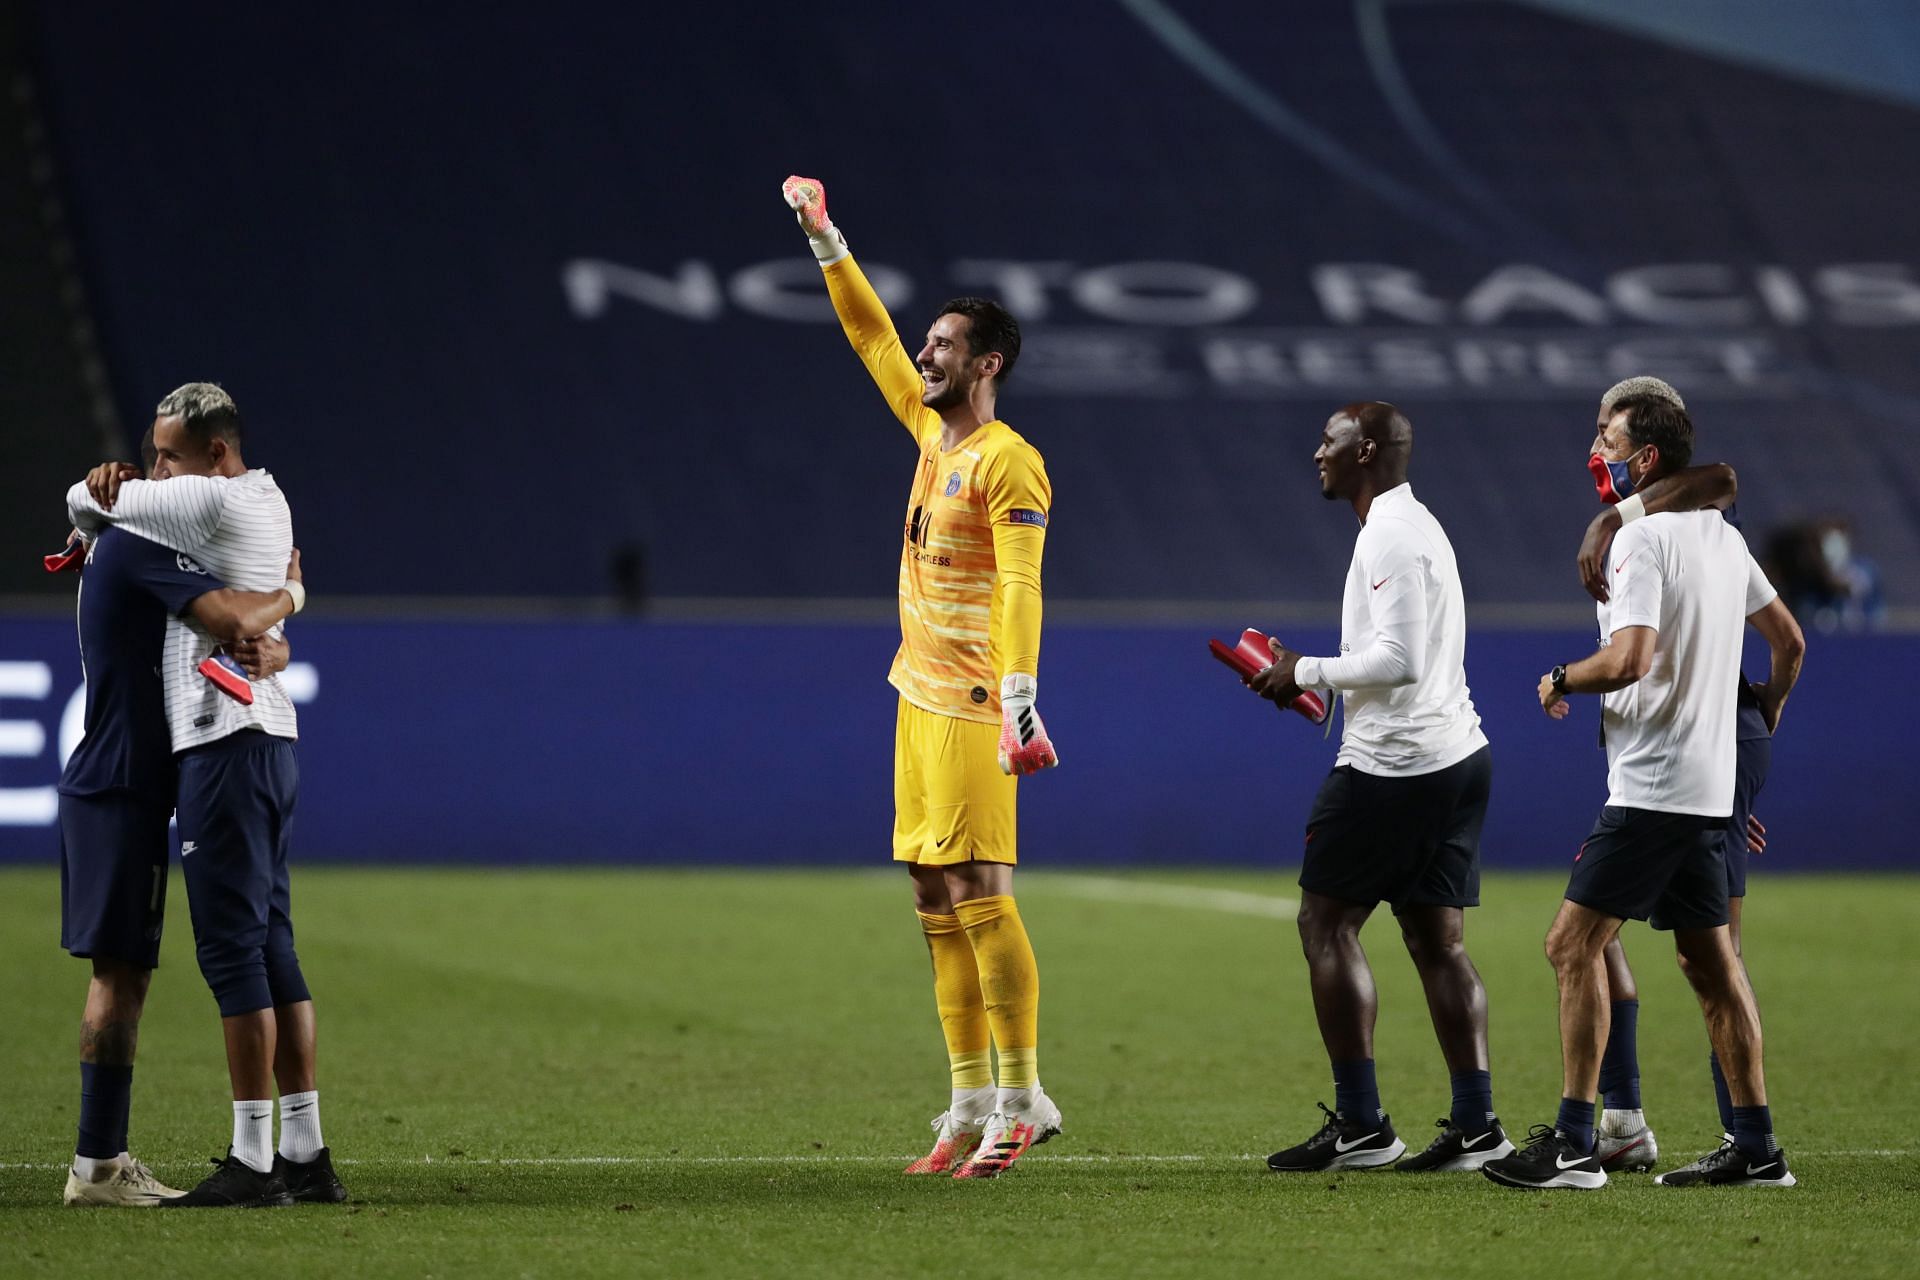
top-left (232, 1100), bottom-right (274, 1173)
top-left (1600, 1106), bottom-right (1645, 1133)
top-left (278, 1090), bottom-right (324, 1162)
top-left (951, 1084), bottom-right (995, 1122)
top-left (72, 1154), bottom-right (118, 1180)
top-left (996, 1083), bottom-right (1039, 1114)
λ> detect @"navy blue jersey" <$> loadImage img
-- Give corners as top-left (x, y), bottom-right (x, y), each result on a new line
top-left (1722, 505), bottom-right (1773, 743)
top-left (59, 528), bottom-right (223, 800)
top-left (1734, 678), bottom-right (1771, 742)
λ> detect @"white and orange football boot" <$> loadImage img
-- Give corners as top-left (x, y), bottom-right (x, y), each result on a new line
top-left (903, 1107), bottom-right (988, 1175)
top-left (952, 1086), bottom-right (1063, 1179)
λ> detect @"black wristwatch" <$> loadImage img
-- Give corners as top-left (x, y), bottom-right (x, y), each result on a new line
top-left (1550, 664), bottom-right (1569, 694)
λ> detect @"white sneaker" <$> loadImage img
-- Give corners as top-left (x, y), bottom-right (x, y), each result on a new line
top-left (952, 1085), bottom-right (1063, 1180)
top-left (1595, 1107), bottom-right (1659, 1173)
top-left (63, 1156), bottom-right (185, 1206)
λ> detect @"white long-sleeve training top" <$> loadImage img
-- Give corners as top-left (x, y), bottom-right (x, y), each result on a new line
top-left (1293, 484), bottom-right (1487, 777)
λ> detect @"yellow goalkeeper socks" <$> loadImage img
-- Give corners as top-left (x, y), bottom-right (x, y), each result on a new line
top-left (953, 895), bottom-right (1039, 1090)
top-left (917, 911), bottom-right (993, 1091)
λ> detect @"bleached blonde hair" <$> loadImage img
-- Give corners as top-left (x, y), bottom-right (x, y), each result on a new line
top-left (1599, 376), bottom-right (1684, 412)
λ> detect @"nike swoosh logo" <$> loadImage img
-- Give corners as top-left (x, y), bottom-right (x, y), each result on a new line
top-left (250, 1112), bottom-right (270, 1121)
top-left (1333, 1132), bottom-right (1380, 1153)
top-left (288, 1102), bottom-right (314, 1113)
top-left (1371, 577), bottom-right (1390, 590)
top-left (1746, 1162), bottom-right (1779, 1175)
top-left (934, 836), bottom-right (951, 848)
top-left (1458, 1130), bottom-right (1493, 1149)
top-left (1555, 1153), bottom-right (1589, 1169)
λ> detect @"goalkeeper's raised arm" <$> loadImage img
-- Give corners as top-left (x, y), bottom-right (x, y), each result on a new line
top-left (782, 175), bottom-right (940, 447)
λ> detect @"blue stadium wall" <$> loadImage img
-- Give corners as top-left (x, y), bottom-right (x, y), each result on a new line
top-left (0, 619), bottom-right (1901, 869)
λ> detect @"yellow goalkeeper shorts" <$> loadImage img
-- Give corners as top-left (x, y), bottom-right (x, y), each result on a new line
top-left (892, 696), bottom-right (1017, 866)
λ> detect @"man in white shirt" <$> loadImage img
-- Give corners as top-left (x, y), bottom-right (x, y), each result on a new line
top-left (1251, 403), bottom-right (1506, 1175)
top-left (1483, 395), bottom-right (1802, 1191)
top-left (68, 383), bottom-right (344, 1209)
top-left (1570, 377), bottom-right (1804, 1179)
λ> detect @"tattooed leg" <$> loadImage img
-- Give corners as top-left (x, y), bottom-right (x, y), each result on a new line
top-left (73, 958), bottom-right (154, 1166)
top-left (80, 958), bottom-right (152, 1066)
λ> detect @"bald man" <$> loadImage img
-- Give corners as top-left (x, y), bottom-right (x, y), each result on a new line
top-left (1251, 402), bottom-right (1504, 1174)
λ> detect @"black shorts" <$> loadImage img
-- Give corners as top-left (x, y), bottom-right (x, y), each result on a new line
top-left (176, 731), bottom-right (300, 1015)
top-left (1299, 746), bottom-right (1491, 912)
top-left (1567, 806), bottom-right (1728, 931)
top-left (59, 791), bottom-right (174, 969)
top-left (1724, 735), bottom-right (1770, 900)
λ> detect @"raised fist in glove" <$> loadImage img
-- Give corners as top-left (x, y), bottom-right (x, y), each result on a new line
top-left (997, 673), bottom-right (1059, 777)
top-left (782, 174), bottom-right (848, 264)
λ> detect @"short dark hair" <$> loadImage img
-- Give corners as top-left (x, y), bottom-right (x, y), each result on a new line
top-left (1610, 394), bottom-right (1693, 473)
top-left (936, 297), bottom-right (1020, 384)
top-left (155, 382), bottom-right (243, 450)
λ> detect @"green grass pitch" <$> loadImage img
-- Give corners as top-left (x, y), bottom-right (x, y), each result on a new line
top-left (3, 866), bottom-right (1917, 1278)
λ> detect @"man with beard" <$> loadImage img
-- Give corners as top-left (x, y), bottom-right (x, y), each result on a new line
top-left (69, 383), bottom-right (343, 1208)
top-left (1483, 394), bottom-right (1801, 1190)
top-left (782, 175), bottom-right (1061, 1179)
top-left (1570, 377), bottom-right (1804, 1181)
top-left (56, 434), bottom-right (297, 1205)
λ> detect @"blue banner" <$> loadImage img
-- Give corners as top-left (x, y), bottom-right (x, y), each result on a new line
top-left (2, 617), bottom-right (1904, 871)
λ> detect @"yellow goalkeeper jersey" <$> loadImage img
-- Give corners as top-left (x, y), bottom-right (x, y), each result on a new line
top-left (824, 256), bottom-right (1051, 725)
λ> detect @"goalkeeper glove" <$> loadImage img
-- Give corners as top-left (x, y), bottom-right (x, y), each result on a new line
top-left (1209, 628), bottom-right (1331, 724)
top-left (44, 530), bottom-right (87, 573)
top-left (997, 673), bottom-right (1058, 776)
top-left (781, 174), bottom-right (849, 265)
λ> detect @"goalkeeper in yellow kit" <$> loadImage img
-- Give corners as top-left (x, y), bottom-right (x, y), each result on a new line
top-left (782, 175), bottom-right (1062, 1179)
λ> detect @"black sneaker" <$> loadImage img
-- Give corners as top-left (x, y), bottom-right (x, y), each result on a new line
top-left (1655, 1140), bottom-right (1796, 1187)
top-left (1481, 1124), bottom-right (1607, 1190)
top-left (1267, 1102), bottom-right (1405, 1172)
top-left (274, 1148), bottom-right (349, 1203)
top-left (1397, 1117), bottom-right (1516, 1172)
top-left (160, 1153), bottom-right (295, 1208)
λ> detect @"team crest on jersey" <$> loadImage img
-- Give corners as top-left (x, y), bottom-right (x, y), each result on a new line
top-left (176, 553), bottom-right (208, 575)
top-left (944, 471), bottom-right (963, 498)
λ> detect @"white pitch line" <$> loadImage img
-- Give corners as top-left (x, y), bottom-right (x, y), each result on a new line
top-left (1038, 875), bottom-right (1299, 920)
top-left (3, 1150), bottom-right (1906, 1173)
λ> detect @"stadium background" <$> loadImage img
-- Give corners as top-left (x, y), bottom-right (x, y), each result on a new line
top-left (2, 0), bottom-right (1917, 871)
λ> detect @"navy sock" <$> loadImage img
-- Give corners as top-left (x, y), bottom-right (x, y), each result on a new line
top-left (1729, 1104), bottom-right (1778, 1157)
top-left (1331, 1058), bottom-right (1383, 1124)
top-left (1556, 1097), bottom-right (1596, 1154)
top-left (1449, 1069), bottom-right (1494, 1136)
top-left (1597, 999), bottom-right (1642, 1110)
top-left (1710, 1052), bottom-right (1735, 1133)
top-left (77, 1063), bottom-right (133, 1160)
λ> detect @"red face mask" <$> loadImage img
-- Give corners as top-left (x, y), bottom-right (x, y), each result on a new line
top-left (1587, 447), bottom-right (1645, 504)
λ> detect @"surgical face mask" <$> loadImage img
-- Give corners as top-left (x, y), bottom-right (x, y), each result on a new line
top-left (1821, 528), bottom-right (1851, 571)
top-left (1588, 445), bottom-right (1647, 504)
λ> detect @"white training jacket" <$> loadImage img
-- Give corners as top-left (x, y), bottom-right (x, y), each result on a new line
top-left (1293, 484), bottom-right (1487, 777)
